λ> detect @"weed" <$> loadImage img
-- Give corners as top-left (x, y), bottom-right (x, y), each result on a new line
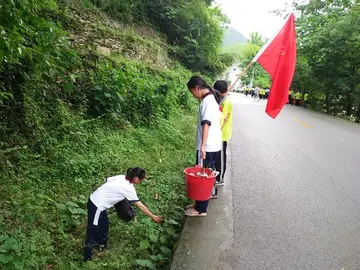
top-left (1, 111), bottom-right (196, 269)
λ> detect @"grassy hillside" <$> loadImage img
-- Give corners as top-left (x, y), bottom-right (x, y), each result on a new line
top-left (1, 111), bottom-right (196, 269)
top-left (63, 1), bottom-right (172, 69)
top-left (0, 0), bottom-right (204, 269)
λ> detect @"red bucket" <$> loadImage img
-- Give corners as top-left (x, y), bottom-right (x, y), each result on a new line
top-left (184, 167), bottom-right (218, 201)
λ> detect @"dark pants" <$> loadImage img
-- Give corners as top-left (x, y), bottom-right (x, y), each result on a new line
top-left (84, 199), bottom-right (109, 262)
top-left (215, 141), bottom-right (228, 181)
top-left (194, 151), bottom-right (219, 213)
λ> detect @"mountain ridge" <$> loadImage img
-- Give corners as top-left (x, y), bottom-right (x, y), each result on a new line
top-left (222, 26), bottom-right (247, 47)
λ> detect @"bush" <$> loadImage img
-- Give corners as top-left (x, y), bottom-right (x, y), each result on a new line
top-left (87, 58), bottom-right (191, 125)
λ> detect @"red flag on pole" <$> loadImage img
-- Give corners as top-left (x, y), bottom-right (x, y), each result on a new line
top-left (253, 13), bottom-right (296, 118)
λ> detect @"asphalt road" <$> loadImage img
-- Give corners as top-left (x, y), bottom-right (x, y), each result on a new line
top-left (172, 93), bottom-right (360, 270)
top-left (226, 93), bottom-right (360, 269)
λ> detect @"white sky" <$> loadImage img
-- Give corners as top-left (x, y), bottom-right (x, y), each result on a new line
top-left (215, 0), bottom-right (292, 39)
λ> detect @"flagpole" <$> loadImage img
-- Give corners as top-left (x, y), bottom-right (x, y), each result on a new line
top-left (229, 60), bottom-right (254, 90)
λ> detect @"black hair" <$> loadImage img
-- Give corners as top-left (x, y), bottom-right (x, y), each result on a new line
top-left (187, 76), bottom-right (221, 105)
top-left (126, 167), bottom-right (146, 182)
top-left (213, 80), bottom-right (228, 94)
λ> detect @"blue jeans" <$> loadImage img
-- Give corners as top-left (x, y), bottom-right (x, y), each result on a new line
top-left (84, 199), bottom-right (109, 262)
top-left (194, 151), bottom-right (219, 213)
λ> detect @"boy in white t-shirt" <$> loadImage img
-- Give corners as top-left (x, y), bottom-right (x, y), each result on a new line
top-left (185, 76), bottom-right (222, 217)
top-left (84, 167), bottom-right (162, 262)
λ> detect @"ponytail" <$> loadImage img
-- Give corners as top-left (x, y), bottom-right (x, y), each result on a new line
top-left (126, 167), bottom-right (146, 183)
top-left (126, 168), bottom-right (133, 179)
top-left (210, 88), bottom-right (222, 105)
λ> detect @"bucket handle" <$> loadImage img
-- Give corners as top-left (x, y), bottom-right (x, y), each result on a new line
top-left (210, 171), bottom-right (220, 177)
top-left (197, 151), bottom-right (203, 168)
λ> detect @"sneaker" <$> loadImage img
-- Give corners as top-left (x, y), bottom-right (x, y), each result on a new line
top-left (184, 204), bottom-right (195, 210)
top-left (184, 208), bottom-right (207, 217)
top-left (215, 178), bottom-right (224, 186)
top-left (98, 244), bottom-right (107, 251)
top-left (83, 246), bottom-right (92, 262)
top-left (211, 186), bottom-right (218, 199)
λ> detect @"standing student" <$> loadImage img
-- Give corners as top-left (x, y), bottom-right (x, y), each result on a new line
top-left (184, 76), bottom-right (222, 217)
top-left (303, 92), bottom-right (309, 108)
top-left (288, 90), bottom-right (293, 104)
top-left (254, 87), bottom-right (260, 101)
top-left (83, 167), bottom-right (162, 262)
top-left (214, 80), bottom-right (232, 186)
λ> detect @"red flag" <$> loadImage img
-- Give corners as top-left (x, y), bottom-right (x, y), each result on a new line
top-left (254, 14), bottom-right (296, 118)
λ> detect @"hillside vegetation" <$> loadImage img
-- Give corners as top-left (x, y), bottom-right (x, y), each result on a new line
top-left (0, 0), bottom-right (233, 269)
top-left (222, 27), bottom-right (247, 48)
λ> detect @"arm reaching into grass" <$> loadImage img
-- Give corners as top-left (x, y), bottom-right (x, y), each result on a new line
top-left (134, 201), bottom-right (162, 223)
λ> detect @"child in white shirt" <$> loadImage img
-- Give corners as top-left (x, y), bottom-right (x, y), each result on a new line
top-left (84, 167), bottom-right (162, 261)
top-left (185, 76), bottom-right (222, 217)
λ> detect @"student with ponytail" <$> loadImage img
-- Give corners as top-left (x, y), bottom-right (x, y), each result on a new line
top-left (83, 167), bottom-right (162, 262)
top-left (185, 76), bottom-right (222, 217)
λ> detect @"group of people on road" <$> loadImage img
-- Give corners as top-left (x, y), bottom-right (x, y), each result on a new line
top-left (82, 75), bottom-right (233, 261)
top-left (244, 87), bottom-right (270, 100)
top-left (288, 90), bottom-right (309, 107)
top-left (241, 87), bottom-right (310, 108)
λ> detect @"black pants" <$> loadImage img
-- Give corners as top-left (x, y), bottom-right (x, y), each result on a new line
top-left (84, 199), bottom-right (109, 262)
top-left (194, 151), bottom-right (219, 213)
top-left (215, 141), bottom-right (228, 181)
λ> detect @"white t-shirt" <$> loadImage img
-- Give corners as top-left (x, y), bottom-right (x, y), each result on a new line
top-left (195, 93), bottom-right (222, 152)
top-left (90, 175), bottom-right (139, 211)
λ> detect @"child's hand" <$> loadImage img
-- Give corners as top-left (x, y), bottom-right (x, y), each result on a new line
top-left (201, 146), bottom-right (206, 160)
top-left (151, 215), bottom-right (163, 224)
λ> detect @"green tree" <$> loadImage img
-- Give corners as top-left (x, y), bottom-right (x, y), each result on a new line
top-left (294, 0), bottom-right (360, 119)
top-left (249, 32), bottom-right (265, 47)
top-left (236, 33), bottom-right (271, 88)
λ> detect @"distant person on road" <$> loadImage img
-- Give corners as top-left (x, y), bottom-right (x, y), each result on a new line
top-left (260, 89), bottom-right (265, 99)
top-left (294, 92), bottom-right (300, 105)
top-left (288, 90), bottom-right (293, 104)
top-left (185, 76), bottom-right (222, 217)
top-left (254, 87), bottom-right (260, 101)
top-left (214, 80), bottom-right (232, 186)
top-left (265, 89), bottom-right (270, 99)
top-left (291, 91), bottom-right (296, 105)
top-left (83, 167), bottom-right (162, 262)
top-left (303, 92), bottom-right (309, 108)
top-left (298, 92), bottom-right (303, 106)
